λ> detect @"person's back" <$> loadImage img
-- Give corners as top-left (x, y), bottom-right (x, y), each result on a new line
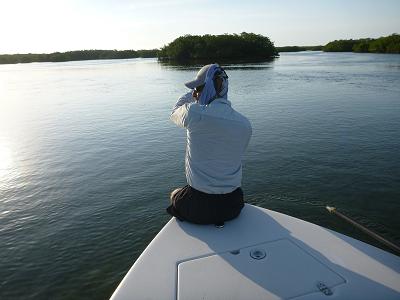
top-left (185, 98), bottom-right (251, 194)
top-left (167, 64), bottom-right (252, 225)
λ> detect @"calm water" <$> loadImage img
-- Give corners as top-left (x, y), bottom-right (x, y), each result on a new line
top-left (0, 52), bottom-right (399, 299)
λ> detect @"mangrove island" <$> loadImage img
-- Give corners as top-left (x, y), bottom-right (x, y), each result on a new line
top-left (157, 32), bottom-right (278, 62)
top-left (323, 34), bottom-right (400, 53)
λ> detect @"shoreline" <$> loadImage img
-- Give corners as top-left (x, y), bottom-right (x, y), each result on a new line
top-left (2, 49), bottom-right (400, 66)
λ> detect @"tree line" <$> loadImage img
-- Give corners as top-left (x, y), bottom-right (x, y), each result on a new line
top-left (0, 49), bottom-right (159, 64)
top-left (323, 34), bottom-right (400, 53)
top-left (1, 33), bottom-right (399, 65)
top-left (157, 33), bottom-right (278, 62)
top-left (277, 45), bottom-right (323, 52)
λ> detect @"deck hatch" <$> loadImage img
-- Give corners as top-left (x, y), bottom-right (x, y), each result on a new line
top-left (177, 239), bottom-right (345, 300)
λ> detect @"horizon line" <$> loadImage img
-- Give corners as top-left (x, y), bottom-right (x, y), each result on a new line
top-left (1, 32), bottom-right (398, 56)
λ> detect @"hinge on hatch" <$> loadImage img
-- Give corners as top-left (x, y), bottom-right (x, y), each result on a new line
top-left (317, 281), bottom-right (333, 296)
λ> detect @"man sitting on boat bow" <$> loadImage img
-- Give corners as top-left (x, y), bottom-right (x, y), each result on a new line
top-left (167, 63), bottom-right (252, 225)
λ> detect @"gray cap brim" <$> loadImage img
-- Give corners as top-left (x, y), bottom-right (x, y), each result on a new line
top-left (184, 64), bottom-right (213, 89)
top-left (184, 78), bottom-right (204, 89)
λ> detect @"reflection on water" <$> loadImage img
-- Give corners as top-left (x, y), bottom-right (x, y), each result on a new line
top-left (0, 144), bottom-right (13, 178)
top-left (158, 57), bottom-right (277, 70)
top-left (0, 52), bottom-right (399, 300)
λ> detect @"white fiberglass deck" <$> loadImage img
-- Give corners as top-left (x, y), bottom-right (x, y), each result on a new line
top-left (111, 204), bottom-right (400, 300)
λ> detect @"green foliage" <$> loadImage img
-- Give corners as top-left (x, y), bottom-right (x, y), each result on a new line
top-left (307, 45), bottom-right (324, 51)
top-left (277, 46), bottom-right (307, 52)
top-left (323, 39), bottom-right (358, 52)
top-left (277, 45), bottom-right (323, 52)
top-left (352, 39), bottom-right (372, 52)
top-left (0, 49), bottom-right (160, 65)
top-left (158, 33), bottom-right (278, 62)
top-left (323, 34), bottom-right (400, 54)
top-left (136, 49), bottom-right (159, 58)
top-left (368, 34), bottom-right (400, 53)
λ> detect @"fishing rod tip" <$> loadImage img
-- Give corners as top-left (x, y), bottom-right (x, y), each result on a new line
top-left (326, 206), bottom-right (336, 213)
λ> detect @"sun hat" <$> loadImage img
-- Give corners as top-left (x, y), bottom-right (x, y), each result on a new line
top-left (184, 64), bottom-right (213, 89)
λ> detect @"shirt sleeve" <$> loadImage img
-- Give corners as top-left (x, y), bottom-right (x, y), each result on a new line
top-left (170, 92), bottom-right (198, 128)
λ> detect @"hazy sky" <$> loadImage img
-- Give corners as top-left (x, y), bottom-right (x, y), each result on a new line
top-left (1, 0), bottom-right (399, 54)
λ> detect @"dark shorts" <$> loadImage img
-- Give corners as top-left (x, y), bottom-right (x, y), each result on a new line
top-left (166, 185), bottom-right (244, 225)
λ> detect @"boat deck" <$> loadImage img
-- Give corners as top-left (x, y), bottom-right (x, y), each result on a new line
top-left (111, 204), bottom-right (400, 299)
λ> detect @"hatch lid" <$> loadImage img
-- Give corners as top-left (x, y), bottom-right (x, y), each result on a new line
top-left (177, 239), bottom-right (345, 300)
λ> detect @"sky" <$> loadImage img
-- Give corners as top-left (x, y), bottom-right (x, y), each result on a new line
top-left (0, 0), bottom-right (399, 54)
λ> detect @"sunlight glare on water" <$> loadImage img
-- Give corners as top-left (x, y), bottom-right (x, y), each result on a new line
top-left (0, 144), bottom-right (13, 177)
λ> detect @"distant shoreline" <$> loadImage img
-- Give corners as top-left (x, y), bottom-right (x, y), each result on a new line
top-left (276, 46), bottom-right (323, 52)
top-left (1, 33), bottom-right (398, 65)
top-left (0, 49), bottom-right (158, 65)
top-left (323, 34), bottom-right (399, 53)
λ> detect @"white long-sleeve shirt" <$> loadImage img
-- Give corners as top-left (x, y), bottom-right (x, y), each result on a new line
top-left (170, 92), bottom-right (252, 194)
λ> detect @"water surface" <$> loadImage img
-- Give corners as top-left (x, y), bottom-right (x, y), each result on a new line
top-left (0, 52), bottom-right (399, 299)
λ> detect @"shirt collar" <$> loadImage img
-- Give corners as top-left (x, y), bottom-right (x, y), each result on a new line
top-left (212, 97), bottom-right (231, 106)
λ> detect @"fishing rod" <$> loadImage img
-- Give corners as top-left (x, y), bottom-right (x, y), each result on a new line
top-left (326, 206), bottom-right (400, 255)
